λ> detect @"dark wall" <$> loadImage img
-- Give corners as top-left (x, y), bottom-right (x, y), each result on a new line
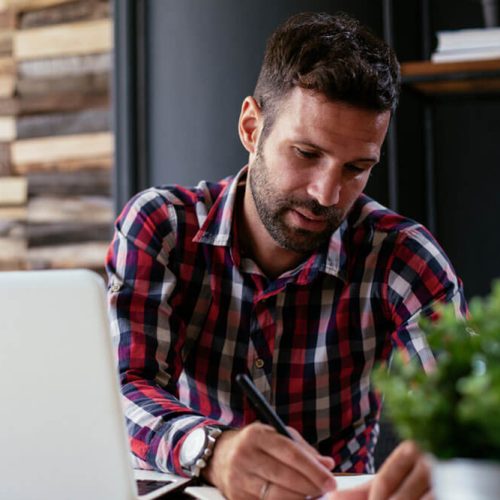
top-left (115, 0), bottom-right (500, 299)
top-left (434, 98), bottom-right (500, 296)
top-left (145, 0), bottom-right (387, 201)
top-left (391, 1), bottom-right (500, 298)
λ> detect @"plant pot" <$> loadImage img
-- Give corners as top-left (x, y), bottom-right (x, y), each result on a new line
top-left (431, 457), bottom-right (500, 500)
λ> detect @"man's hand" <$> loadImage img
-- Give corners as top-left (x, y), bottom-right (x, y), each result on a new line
top-left (203, 422), bottom-right (337, 499)
top-left (327, 441), bottom-right (433, 500)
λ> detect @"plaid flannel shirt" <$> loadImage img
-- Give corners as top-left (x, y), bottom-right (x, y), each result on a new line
top-left (106, 166), bottom-right (466, 475)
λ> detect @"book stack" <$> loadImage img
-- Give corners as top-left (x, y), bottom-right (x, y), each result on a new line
top-left (0, 0), bottom-right (113, 274)
top-left (432, 27), bottom-right (500, 63)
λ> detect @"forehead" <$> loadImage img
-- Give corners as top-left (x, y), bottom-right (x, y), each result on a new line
top-left (268, 87), bottom-right (391, 154)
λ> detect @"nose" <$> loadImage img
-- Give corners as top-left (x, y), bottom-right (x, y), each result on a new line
top-left (306, 164), bottom-right (342, 207)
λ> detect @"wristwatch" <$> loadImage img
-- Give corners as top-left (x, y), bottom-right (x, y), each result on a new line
top-left (179, 425), bottom-right (223, 478)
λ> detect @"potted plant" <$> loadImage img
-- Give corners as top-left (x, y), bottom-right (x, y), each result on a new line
top-left (374, 281), bottom-right (500, 500)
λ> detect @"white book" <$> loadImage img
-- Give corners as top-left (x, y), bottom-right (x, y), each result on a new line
top-left (436, 27), bottom-right (500, 52)
top-left (432, 46), bottom-right (500, 63)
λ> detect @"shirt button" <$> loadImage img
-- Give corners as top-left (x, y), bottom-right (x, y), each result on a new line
top-left (254, 358), bottom-right (265, 369)
top-left (110, 283), bottom-right (121, 292)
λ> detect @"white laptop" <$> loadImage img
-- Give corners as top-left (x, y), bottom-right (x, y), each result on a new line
top-left (0, 269), bottom-right (192, 500)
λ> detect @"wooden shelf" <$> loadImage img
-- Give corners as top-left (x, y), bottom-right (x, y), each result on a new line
top-left (401, 59), bottom-right (500, 94)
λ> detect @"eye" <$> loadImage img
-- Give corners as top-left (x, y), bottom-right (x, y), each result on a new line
top-left (294, 147), bottom-right (318, 160)
top-left (345, 164), bottom-right (366, 175)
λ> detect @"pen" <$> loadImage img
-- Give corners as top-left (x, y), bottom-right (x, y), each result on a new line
top-left (236, 373), bottom-right (294, 439)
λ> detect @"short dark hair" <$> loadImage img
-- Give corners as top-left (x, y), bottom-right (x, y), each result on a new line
top-left (254, 11), bottom-right (400, 133)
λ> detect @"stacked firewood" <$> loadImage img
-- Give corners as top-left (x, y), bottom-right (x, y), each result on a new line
top-left (0, 0), bottom-right (113, 274)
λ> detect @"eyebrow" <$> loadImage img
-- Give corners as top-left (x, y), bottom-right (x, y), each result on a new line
top-left (295, 141), bottom-right (379, 164)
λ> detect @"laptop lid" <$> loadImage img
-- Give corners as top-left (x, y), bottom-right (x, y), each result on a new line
top-left (0, 269), bottom-right (189, 500)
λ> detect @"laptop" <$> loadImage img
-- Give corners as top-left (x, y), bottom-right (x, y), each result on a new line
top-left (0, 269), bottom-right (192, 500)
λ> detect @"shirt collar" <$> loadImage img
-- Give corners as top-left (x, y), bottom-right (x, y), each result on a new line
top-left (291, 219), bottom-right (349, 284)
top-left (193, 165), bottom-right (350, 283)
top-left (192, 166), bottom-right (247, 246)
top-left (323, 219), bottom-right (349, 281)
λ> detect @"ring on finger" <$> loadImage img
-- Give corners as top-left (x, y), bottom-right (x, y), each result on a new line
top-left (259, 480), bottom-right (271, 500)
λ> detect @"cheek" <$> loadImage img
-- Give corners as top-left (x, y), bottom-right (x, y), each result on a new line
top-left (354, 175), bottom-right (370, 191)
top-left (277, 174), bottom-right (309, 196)
top-left (340, 175), bottom-right (370, 202)
top-left (265, 156), bottom-right (304, 192)
top-left (358, 172), bottom-right (372, 191)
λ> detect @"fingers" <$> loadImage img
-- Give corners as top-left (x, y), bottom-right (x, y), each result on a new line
top-left (248, 424), bottom-right (336, 496)
top-left (320, 441), bottom-right (433, 500)
top-left (258, 425), bottom-right (336, 494)
top-left (246, 474), bottom-right (306, 500)
top-left (287, 426), bottom-right (336, 470)
top-left (379, 452), bottom-right (432, 500)
top-left (318, 455), bottom-right (337, 470)
top-left (240, 444), bottom-right (324, 496)
top-left (325, 481), bottom-right (372, 500)
top-left (369, 441), bottom-right (432, 500)
top-left (204, 422), bottom-right (337, 500)
top-left (420, 493), bottom-right (435, 500)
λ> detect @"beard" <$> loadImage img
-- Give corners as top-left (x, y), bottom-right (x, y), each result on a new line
top-left (248, 150), bottom-right (346, 254)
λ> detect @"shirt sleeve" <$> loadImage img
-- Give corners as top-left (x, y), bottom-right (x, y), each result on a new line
top-left (384, 226), bottom-right (467, 371)
top-left (105, 189), bottom-right (223, 475)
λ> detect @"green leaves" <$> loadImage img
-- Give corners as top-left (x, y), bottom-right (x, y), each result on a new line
top-left (373, 280), bottom-right (500, 460)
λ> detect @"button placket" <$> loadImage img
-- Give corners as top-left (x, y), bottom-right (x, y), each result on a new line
top-left (247, 289), bottom-right (282, 401)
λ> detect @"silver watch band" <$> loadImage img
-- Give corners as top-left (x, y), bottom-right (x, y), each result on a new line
top-left (184, 426), bottom-right (223, 478)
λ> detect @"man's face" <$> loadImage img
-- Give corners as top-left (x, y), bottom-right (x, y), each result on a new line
top-left (247, 88), bottom-right (391, 253)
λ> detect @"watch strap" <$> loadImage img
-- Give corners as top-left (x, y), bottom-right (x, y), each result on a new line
top-left (182, 425), bottom-right (223, 478)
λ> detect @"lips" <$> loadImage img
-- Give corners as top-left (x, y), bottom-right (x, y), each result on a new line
top-left (293, 208), bottom-right (327, 222)
top-left (288, 208), bottom-right (328, 231)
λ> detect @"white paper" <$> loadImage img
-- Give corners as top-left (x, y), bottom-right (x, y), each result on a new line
top-left (185, 475), bottom-right (374, 499)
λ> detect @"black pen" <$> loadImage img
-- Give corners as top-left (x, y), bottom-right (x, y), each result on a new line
top-left (236, 373), bottom-right (294, 440)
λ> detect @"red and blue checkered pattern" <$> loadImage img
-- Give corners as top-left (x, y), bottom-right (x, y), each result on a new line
top-left (106, 167), bottom-right (466, 476)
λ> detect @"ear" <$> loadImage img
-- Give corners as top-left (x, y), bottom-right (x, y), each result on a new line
top-left (238, 96), bottom-right (263, 155)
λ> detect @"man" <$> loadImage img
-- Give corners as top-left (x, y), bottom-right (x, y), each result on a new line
top-left (106, 12), bottom-right (465, 500)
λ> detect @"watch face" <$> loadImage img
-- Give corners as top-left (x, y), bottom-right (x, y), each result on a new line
top-left (180, 427), bottom-right (207, 466)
